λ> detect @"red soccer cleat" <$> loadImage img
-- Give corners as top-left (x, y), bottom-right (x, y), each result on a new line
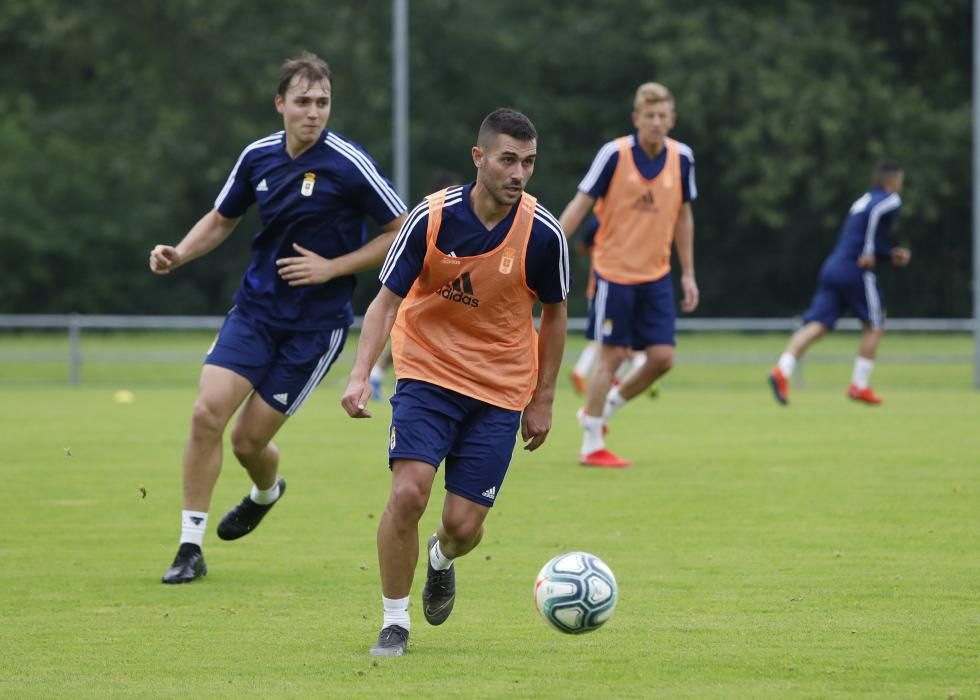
top-left (767, 368), bottom-right (789, 405)
top-left (580, 448), bottom-right (631, 468)
top-left (570, 371), bottom-right (587, 395)
top-left (847, 384), bottom-right (882, 405)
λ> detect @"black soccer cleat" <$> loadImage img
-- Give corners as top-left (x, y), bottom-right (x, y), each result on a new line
top-left (161, 542), bottom-right (207, 584)
top-left (216, 477), bottom-right (287, 541)
top-left (421, 534), bottom-right (456, 625)
top-left (369, 625), bottom-right (409, 657)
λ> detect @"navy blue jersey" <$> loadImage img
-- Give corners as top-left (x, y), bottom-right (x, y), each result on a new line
top-left (577, 133), bottom-right (696, 202)
top-left (379, 184), bottom-right (569, 303)
top-left (823, 188), bottom-right (902, 272)
top-left (215, 130), bottom-right (407, 330)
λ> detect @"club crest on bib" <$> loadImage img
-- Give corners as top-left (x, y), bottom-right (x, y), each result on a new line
top-left (301, 172), bottom-right (316, 197)
top-left (499, 247), bottom-right (516, 274)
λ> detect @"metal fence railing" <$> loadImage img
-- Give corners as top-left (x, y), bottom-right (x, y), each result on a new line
top-left (0, 314), bottom-right (974, 386)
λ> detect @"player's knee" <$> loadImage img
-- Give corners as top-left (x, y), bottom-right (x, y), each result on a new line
top-left (442, 519), bottom-right (482, 546)
top-left (646, 347), bottom-right (674, 374)
top-left (189, 400), bottom-right (227, 439)
top-left (387, 479), bottom-right (429, 521)
top-left (229, 427), bottom-right (264, 461)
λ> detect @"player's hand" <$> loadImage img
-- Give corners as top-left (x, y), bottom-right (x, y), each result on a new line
top-left (149, 245), bottom-right (181, 274)
top-left (680, 273), bottom-right (699, 313)
top-left (276, 243), bottom-right (338, 286)
top-left (891, 247), bottom-right (911, 267)
top-left (857, 254), bottom-right (876, 269)
top-left (341, 377), bottom-right (373, 418)
top-left (520, 400), bottom-right (552, 451)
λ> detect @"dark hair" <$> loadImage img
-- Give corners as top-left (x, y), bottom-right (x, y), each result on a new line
top-left (278, 52), bottom-right (332, 98)
top-left (477, 108), bottom-right (537, 148)
top-left (872, 159), bottom-right (903, 187)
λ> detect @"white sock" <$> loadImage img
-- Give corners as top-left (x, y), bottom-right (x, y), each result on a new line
top-left (428, 536), bottom-right (454, 571)
top-left (249, 478), bottom-right (281, 505)
top-left (852, 357), bottom-right (874, 389)
top-left (581, 415), bottom-right (605, 455)
top-left (180, 510), bottom-right (208, 546)
top-left (382, 595), bottom-right (411, 632)
top-left (602, 387), bottom-right (627, 421)
top-left (574, 343), bottom-right (597, 376)
top-left (370, 365), bottom-right (384, 383)
top-left (777, 352), bottom-right (797, 378)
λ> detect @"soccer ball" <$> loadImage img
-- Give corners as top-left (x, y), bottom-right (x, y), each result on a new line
top-left (533, 551), bottom-right (618, 634)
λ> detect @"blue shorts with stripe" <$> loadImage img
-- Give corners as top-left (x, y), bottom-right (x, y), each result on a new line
top-left (587, 271), bottom-right (676, 349)
top-left (803, 263), bottom-right (885, 330)
top-left (205, 306), bottom-right (348, 415)
top-left (387, 379), bottom-right (521, 508)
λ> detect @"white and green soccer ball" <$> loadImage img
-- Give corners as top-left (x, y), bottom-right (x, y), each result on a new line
top-left (533, 551), bottom-right (618, 634)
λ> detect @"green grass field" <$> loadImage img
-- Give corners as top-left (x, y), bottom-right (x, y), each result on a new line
top-left (1, 332), bottom-right (978, 697)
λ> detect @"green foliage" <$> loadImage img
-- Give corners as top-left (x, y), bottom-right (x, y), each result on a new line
top-left (0, 0), bottom-right (970, 317)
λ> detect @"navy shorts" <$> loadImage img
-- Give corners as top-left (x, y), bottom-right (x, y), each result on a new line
top-left (588, 271), bottom-right (676, 349)
top-left (205, 307), bottom-right (348, 415)
top-left (387, 379), bottom-right (521, 508)
top-left (803, 268), bottom-right (885, 330)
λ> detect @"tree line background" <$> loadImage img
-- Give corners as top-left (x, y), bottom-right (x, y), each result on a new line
top-left (0, 0), bottom-right (971, 319)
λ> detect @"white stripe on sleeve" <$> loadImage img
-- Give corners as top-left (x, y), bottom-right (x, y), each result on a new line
top-left (533, 204), bottom-right (570, 299)
top-left (577, 140), bottom-right (620, 194)
top-left (214, 132), bottom-right (283, 209)
top-left (861, 193), bottom-right (901, 258)
top-left (326, 133), bottom-right (407, 217)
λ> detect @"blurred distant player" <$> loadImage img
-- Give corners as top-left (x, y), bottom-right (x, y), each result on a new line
top-left (768, 160), bottom-right (910, 406)
top-left (559, 82), bottom-right (697, 467)
top-left (149, 53), bottom-right (406, 584)
top-left (342, 108), bottom-right (568, 656)
top-left (569, 213), bottom-right (655, 397)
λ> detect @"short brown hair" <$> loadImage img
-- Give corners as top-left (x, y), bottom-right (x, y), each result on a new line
top-left (633, 82), bottom-right (674, 111)
top-left (477, 108), bottom-right (538, 149)
top-left (278, 52), bottom-right (332, 98)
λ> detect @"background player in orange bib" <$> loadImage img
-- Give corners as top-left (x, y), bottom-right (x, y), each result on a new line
top-left (559, 82), bottom-right (698, 467)
top-left (341, 108), bottom-right (569, 656)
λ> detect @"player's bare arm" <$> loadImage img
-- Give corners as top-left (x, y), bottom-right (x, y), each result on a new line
top-left (341, 286), bottom-right (404, 418)
top-left (521, 300), bottom-right (567, 451)
top-left (277, 213), bottom-right (406, 286)
top-left (558, 191), bottom-right (596, 240)
top-left (673, 202), bottom-right (699, 312)
top-left (149, 209), bottom-right (241, 274)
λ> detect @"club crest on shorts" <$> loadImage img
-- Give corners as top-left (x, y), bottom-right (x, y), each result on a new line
top-left (301, 172), bottom-right (316, 197)
top-left (499, 247), bottom-right (516, 274)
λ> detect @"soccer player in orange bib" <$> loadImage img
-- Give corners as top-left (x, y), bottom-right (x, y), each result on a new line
top-left (341, 109), bottom-right (569, 656)
top-left (559, 82), bottom-right (698, 467)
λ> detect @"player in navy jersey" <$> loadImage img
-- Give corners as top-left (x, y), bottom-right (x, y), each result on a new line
top-left (340, 108), bottom-right (568, 656)
top-left (149, 52), bottom-right (407, 584)
top-left (768, 160), bottom-right (910, 406)
top-left (560, 82), bottom-right (698, 467)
